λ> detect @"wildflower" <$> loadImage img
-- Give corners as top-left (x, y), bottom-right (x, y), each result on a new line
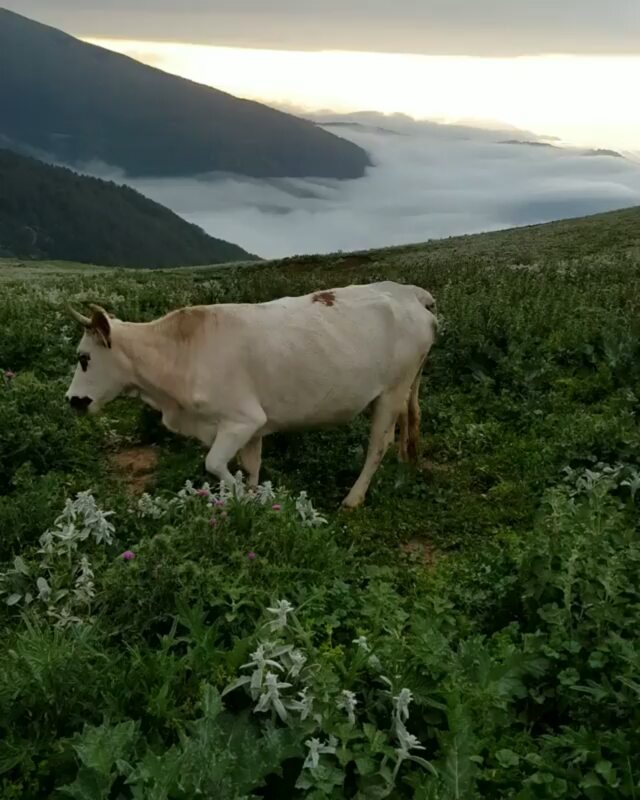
top-left (121, 550), bottom-right (135, 561)
top-left (196, 488), bottom-right (210, 498)
top-left (254, 481), bottom-right (276, 505)
top-left (213, 498), bottom-right (225, 507)
top-left (240, 642), bottom-right (286, 696)
top-left (337, 689), bottom-right (358, 724)
top-left (271, 503), bottom-right (282, 512)
top-left (288, 687), bottom-right (314, 721)
top-left (137, 492), bottom-right (167, 519)
top-left (177, 480), bottom-right (197, 499)
top-left (396, 730), bottom-right (425, 757)
top-left (266, 598), bottom-right (295, 632)
top-left (73, 556), bottom-right (96, 605)
top-left (254, 671), bottom-right (292, 721)
top-left (295, 491), bottom-right (327, 527)
top-left (247, 551), bottom-right (257, 561)
top-left (283, 647), bottom-right (307, 677)
top-left (393, 688), bottom-right (414, 725)
top-left (352, 635), bottom-right (371, 652)
top-left (209, 517), bottom-right (218, 527)
top-left (36, 576), bottom-right (51, 602)
top-left (4, 370), bottom-right (15, 380)
top-left (39, 491), bottom-right (115, 555)
top-left (400, 732), bottom-right (426, 753)
top-left (303, 736), bottom-right (338, 770)
top-left (48, 606), bottom-right (84, 629)
top-left (233, 471), bottom-right (247, 500)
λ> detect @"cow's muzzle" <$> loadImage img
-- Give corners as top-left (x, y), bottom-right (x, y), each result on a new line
top-left (68, 395), bottom-right (93, 414)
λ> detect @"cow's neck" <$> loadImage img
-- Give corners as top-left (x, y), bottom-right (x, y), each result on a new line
top-left (118, 322), bottom-right (190, 416)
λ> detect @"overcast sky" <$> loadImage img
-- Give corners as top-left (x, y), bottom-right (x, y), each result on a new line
top-left (5, 0), bottom-right (640, 55)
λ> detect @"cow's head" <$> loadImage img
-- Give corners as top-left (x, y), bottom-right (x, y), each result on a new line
top-left (65, 304), bottom-right (130, 415)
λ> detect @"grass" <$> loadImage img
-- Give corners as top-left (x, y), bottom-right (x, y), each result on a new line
top-left (1, 205), bottom-right (640, 798)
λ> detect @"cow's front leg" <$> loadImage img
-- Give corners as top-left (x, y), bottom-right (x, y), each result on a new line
top-left (238, 436), bottom-right (263, 488)
top-left (205, 417), bottom-right (265, 489)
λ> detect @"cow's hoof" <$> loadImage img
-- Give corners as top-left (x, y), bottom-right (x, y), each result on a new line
top-left (341, 495), bottom-right (363, 511)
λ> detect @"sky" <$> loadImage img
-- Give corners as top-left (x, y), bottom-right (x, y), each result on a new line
top-left (5, 0), bottom-right (639, 151)
top-left (5, 0), bottom-right (640, 55)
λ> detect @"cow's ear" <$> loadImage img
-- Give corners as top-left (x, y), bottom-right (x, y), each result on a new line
top-left (89, 304), bottom-right (112, 348)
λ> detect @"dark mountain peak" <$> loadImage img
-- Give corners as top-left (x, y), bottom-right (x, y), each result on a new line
top-left (0, 8), bottom-right (370, 180)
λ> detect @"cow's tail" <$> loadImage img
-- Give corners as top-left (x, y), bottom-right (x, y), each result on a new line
top-left (409, 285), bottom-right (438, 340)
top-left (409, 285), bottom-right (437, 314)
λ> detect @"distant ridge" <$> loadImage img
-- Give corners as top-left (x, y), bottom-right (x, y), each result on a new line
top-left (0, 8), bottom-right (371, 180)
top-left (0, 149), bottom-right (259, 268)
top-left (500, 140), bottom-right (625, 159)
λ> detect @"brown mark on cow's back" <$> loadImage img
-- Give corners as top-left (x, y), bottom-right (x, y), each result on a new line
top-left (312, 290), bottom-right (336, 307)
top-left (159, 305), bottom-right (209, 343)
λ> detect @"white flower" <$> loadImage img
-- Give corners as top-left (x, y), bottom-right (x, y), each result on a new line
top-left (233, 470), bottom-right (247, 500)
top-left (284, 647), bottom-right (307, 678)
top-left (177, 480), bottom-right (197, 500)
top-left (303, 736), bottom-right (338, 770)
top-left (214, 479), bottom-right (234, 503)
top-left (288, 687), bottom-right (314, 721)
top-left (73, 556), bottom-right (95, 605)
top-left (38, 492), bottom-right (115, 555)
top-left (352, 635), bottom-right (370, 652)
top-left (254, 481), bottom-right (276, 505)
top-left (337, 689), bottom-right (358, 724)
top-left (295, 491), bottom-right (327, 527)
top-left (240, 642), bottom-right (285, 696)
top-left (136, 493), bottom-right (168, 519)
top-left (254, 671), bottom-right (292, 721)
top-left (266, 599), bottom-right (295, 632)
top-left (48, 606), bottom-right (84, 628)
top-left (393, 688), bottom-right (413, 725)
top-left (396, 724), bottom-right (426, 757)
top-left (36, 576), bottom-right (51, 602)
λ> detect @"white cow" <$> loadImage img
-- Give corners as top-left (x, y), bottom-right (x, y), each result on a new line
top-left (65, 281), bottom-right (437, 508)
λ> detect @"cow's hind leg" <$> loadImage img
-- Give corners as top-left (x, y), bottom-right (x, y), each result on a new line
top-left (383, 414), bottom-right (398, 453)
top-left (238, 436), bottom-right (263, 488)
top-left (397, 408), bottom-right (410, 462)
top-left (342, 386), bottom-right (408, 509)
top-left (205, 417), bottom-right (266, 489)
top-left (406, 369), bottom-right (423, 464)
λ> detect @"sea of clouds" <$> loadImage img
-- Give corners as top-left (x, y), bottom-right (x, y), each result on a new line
top-left (90, 111), bottom-right (640, 259)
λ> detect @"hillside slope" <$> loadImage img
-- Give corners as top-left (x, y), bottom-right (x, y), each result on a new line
top-left (0, 149), bottom-right (258, 267)
top-left (0, 8), bottom-right (370, 180)
top-left (230, 203), bottom-right (640, 283)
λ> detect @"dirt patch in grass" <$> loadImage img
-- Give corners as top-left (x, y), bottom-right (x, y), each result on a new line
top-left (401, 538), bottom-right (437, 567)
top-left (110, 446), bottom-right (159, 495)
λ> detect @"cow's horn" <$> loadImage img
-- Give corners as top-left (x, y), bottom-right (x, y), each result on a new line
top-left (88, 303), bottom-right (109, 318)
top-left (67, 304), bottom-right (91, 327)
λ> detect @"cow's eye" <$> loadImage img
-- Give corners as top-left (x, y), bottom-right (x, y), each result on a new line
top-left (78, 353), bottom-right (90, 372)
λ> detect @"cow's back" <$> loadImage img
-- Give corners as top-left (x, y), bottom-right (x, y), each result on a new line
top-left (199, 283), bottom-right (434, 432)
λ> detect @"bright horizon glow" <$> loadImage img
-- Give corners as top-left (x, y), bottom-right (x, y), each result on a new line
top-left (85, 38), bottom-right (640, 152)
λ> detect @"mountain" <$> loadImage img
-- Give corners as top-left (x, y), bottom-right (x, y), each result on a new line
top-left (583, 148), bottom-right (624, 159)
top-left (500, 139), bottom-right (557, 148)
top-left (501, 140), bottom-right (626, 160)
top-left (0, 8), bottom-right (370, 180)
top-left (0, 149), bottom-right (258, 267)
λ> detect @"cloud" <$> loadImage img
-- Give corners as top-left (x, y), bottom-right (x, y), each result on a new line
top-left (118, 114), bottom-right (640, 259)
top-left (5, 0), bottom-right (640, 55)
